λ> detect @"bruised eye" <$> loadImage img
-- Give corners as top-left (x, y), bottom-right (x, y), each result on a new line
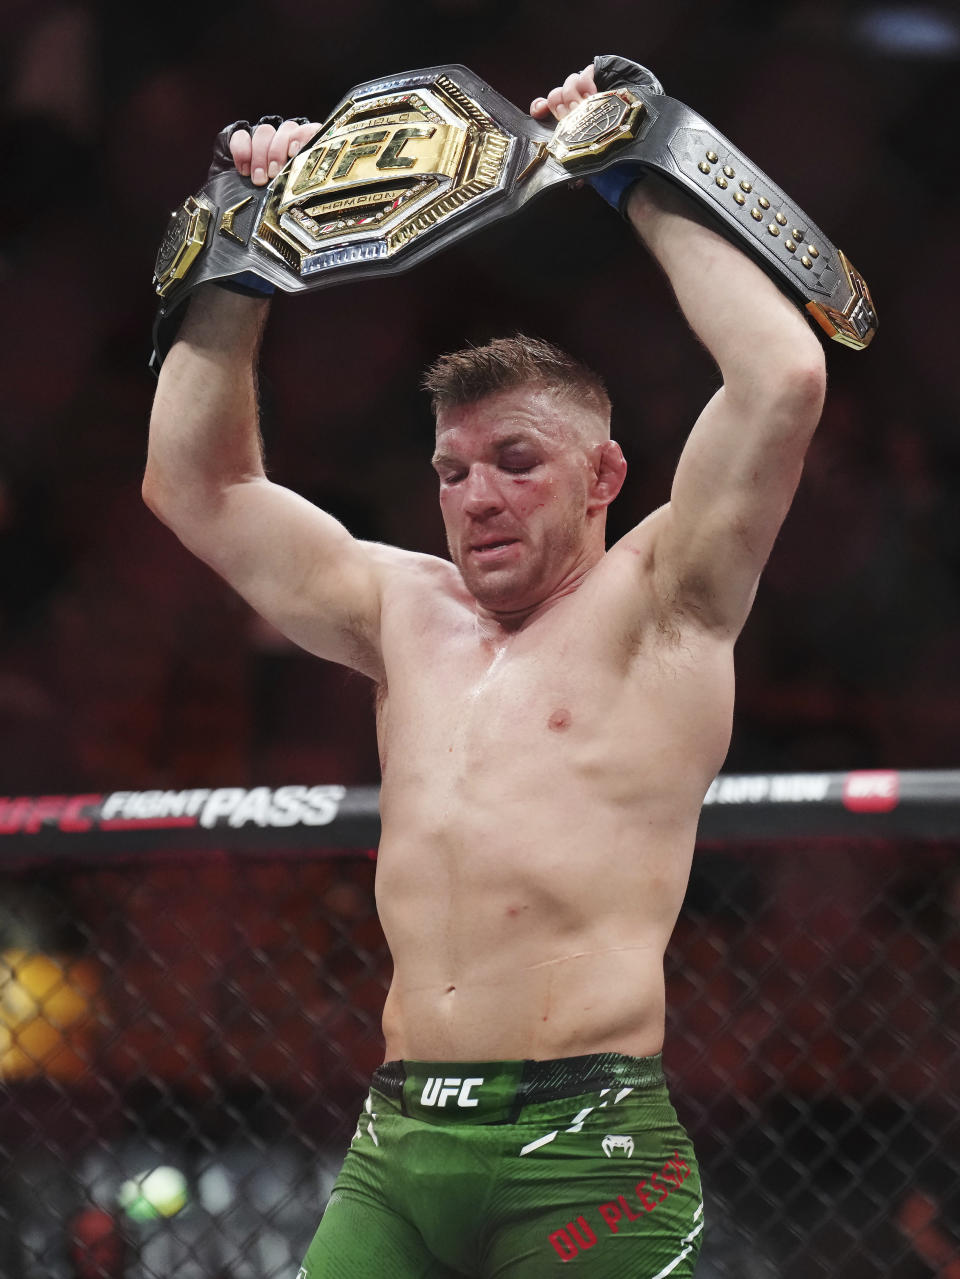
top-left (500, 456), bottom-right (538, 474)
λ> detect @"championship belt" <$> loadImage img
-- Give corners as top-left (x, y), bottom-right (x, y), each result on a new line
top-left (151, 57), bottom-right (877, 366)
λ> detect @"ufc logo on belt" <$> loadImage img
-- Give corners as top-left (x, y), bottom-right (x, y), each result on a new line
top-left (304, 125), bottom-right (437, 185)
top-left (420, 1076), bottom-right (484, 1107)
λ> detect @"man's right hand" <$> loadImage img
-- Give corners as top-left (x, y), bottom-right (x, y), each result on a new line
top-left (227, 118), bottom-right (323, 187)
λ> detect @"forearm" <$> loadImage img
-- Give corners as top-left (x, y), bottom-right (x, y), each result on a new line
top-left (144, 286), bottom-right (271, 516)
top-left (625, 176), bottom-right (825, 403)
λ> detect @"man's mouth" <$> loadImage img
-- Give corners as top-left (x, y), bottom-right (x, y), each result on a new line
top-left (469, 537), bottom-right (520, 560)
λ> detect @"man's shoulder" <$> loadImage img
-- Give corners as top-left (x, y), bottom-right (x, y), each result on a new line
top-left (365, 544), bottom-right (473, 651)
top-left (361, 541), bottom-right (462, 595)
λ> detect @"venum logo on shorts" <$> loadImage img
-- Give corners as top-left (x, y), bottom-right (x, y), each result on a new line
top-left (601, 1135), bottom-right (635, 1158)
top-left (419, 1077), bottom-right (484, 1108)
top-left (547, 1150), bottom-right (692, 1262)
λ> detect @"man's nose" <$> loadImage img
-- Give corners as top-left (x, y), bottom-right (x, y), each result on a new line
top-left (462, 466), bottom-right (504, 517)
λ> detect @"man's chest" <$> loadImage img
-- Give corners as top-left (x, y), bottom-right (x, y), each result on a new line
top-left (374, 572), bottom-right (734, 805)
top-left (393, 641), bottom-right (601, 743)
top-left (375, 595), bottom-right (690, 773)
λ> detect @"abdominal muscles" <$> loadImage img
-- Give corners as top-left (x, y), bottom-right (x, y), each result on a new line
top-left (374, 761), bottom-right (700, 1061)
top-left (372, 597), bottom-right (731, 1062)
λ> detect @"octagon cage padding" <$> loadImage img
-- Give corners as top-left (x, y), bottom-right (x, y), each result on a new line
top-left (0, 821), bottom-right (958, 1277)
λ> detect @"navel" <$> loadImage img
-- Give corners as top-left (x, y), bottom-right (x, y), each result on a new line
top-left (548, 708), bottom-right (572, 732)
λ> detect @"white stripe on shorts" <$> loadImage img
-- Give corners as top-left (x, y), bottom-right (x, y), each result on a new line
top-left (519, 1130), bottom-right (558, 1156)
top-left (649, 1203), bottom-right (705, 1279)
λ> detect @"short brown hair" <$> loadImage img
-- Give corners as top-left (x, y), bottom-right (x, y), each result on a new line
top-left (422, 333), bottom-right (610, 421)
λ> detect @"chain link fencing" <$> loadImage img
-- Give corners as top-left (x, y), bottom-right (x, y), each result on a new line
top-left (1, 835), bottom-right (957, 1278)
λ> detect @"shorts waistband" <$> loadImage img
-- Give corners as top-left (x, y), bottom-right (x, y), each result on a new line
top-left (371, 1052), bottom-right (665, 1125)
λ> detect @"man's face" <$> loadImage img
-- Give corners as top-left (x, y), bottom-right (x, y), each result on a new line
top-left (432, 386), bottom-right (601, 614)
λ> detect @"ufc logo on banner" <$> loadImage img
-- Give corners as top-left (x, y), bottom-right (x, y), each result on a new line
top-left (420, 1077), bottom-right (484, 1108)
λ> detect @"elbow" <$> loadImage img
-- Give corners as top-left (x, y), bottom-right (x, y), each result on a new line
top-left (727, 336), bottom-right (827, 429)
top-left (755, 346), bottom-right (827, 437)
top-left (141, 470), bottom-right (173, 525)
top-left (781, 346), bottom-right (827, 405)
top-left (142, 467), bottom-right (199, 535)
top-left (141, 470), bottom-right (161, 516)
top-left (780, 351), bottom-right (827, 432)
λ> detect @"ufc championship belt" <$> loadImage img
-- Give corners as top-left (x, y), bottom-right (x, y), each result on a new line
top-left (151, 55), bottom-right (877, 366)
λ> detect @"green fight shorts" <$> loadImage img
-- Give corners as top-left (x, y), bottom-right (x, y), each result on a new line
top-left (298, 1053), bottom-right (703, 1277)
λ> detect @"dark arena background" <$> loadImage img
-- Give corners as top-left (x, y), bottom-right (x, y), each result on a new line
top-left (2, 3), bottom-right (958, 1277)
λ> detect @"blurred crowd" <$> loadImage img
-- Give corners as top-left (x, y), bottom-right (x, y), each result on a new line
top-left (1, 0), bottom-right (958, 795)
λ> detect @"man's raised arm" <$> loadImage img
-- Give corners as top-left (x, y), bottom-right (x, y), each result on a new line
top-left (624, 175), bottom-right (827, 637)
top-left (532, 67), bottom-right (827, 638)
top-left (143, 122), bottom-right (386, 681)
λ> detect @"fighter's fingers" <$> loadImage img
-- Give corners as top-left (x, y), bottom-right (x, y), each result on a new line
top-left (229, 130), bottom-right (253, 177)
top-left (561, 70), bottom-right (588, 112)
top-left (529, 96), bottom-right (550, 120)
top-left (249, 122), bottom-right (278, 185)
top-left (544, 68), bottom-right (598, 121)
top-left (289, 121), bottom-right (323, 157)
top-left (545, 86), bottom-right (568, 119)
top-left (265, 119), bottom-right (302, 179)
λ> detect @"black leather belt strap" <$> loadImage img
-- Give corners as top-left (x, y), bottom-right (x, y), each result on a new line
top-left (151, 57), bottom-right (876, 368)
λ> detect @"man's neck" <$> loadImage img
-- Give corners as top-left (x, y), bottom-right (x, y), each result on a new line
top-left (471, 554), bottom-right (603, 638)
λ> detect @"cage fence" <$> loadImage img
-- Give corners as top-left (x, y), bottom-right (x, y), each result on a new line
top-left (0, 776), bottom-right (958, 1279)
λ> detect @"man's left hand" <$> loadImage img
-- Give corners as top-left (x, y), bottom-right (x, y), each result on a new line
top-left (530, 66), bottom-right (598, 122)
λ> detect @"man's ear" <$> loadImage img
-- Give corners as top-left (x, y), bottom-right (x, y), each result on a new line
top-left (588, 440), bottom-right (627, 511)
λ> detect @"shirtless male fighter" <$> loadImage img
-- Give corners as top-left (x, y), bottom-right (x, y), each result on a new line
top-left (144, 63), bottom-right (827, 1278)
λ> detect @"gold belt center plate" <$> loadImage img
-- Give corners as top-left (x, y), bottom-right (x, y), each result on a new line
top-left (255, 77), bottom-right (513, 273)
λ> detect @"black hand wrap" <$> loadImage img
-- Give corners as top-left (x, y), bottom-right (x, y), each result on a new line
top-left (592, 55), bottom-right (664, 97)
top-left (586, 55), bottom-right (662, 213)
top-left (207, 116), bottom-right (309, 181)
